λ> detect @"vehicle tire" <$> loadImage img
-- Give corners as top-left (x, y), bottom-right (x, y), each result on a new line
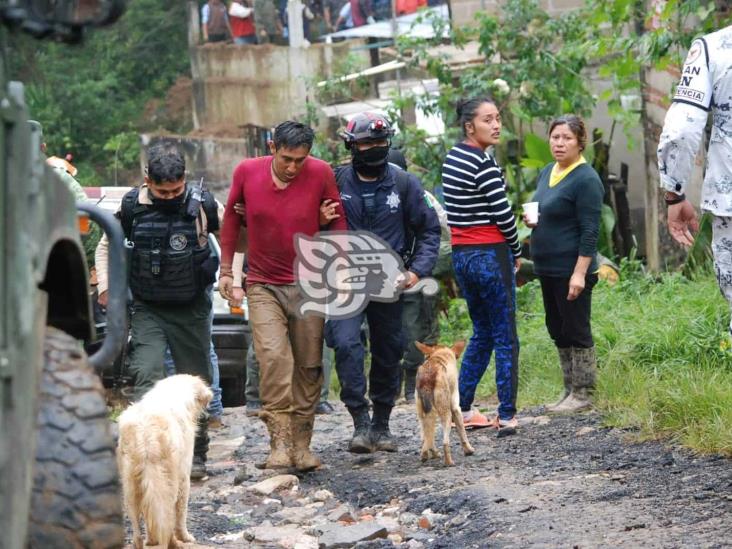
top-left (28, 326), bottom-right (124, 549)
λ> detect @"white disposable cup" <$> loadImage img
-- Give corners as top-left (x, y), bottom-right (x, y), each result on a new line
top-left (523, 202), bottom-right (539, 224)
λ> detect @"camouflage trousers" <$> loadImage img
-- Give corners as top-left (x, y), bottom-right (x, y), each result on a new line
top-left (712, 215), bottom-right (732, 335)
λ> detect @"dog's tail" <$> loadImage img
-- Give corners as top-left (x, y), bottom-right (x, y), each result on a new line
top-left (138, 427), bottom-right (177, 546)
top-left (416, 362), bottom-right (437, 414)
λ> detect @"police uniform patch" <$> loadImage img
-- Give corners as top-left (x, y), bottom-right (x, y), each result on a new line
top-left (386, 190), bottom-right (401, 212)
top-left (674, 38), bottom-right (712, 110)
top-left (170, 233), bottom-right (188, 251)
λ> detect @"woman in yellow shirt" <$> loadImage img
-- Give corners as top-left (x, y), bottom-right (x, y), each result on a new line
top-left (524, 115), bottom-right (604, 413)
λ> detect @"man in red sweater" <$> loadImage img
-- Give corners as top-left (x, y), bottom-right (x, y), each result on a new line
top-left (218, 121), bottom-right (346, 471)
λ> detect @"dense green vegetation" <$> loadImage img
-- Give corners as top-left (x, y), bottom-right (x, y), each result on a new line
top-left (439, 265), bottom-right (732, 456)
top-left (9, 0), bottom-right (190, 185)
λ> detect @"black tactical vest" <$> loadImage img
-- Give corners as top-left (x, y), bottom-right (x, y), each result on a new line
top-left (121, 189), bottom-right (217, 304)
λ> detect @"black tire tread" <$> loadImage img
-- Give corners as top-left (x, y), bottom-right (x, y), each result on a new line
top-left (28, 326), bottom-right (123, 549)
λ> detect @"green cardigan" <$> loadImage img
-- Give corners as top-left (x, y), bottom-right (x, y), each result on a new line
top-left (529, 163), bottom-right (604, 277)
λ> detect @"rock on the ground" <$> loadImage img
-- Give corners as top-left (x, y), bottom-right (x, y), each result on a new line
top-left (293, 535), bottom-right (320, 549)
top-left (246, 523), bottom-right (306, 545)
top-left (273, 505), bottom-right (319, 525)
top-left (327, 504), bottom-right (356, 524)
top-left (312, 489), bottom-right (334, 502)
top-left (248, 474), bottom-right (299, 495)
top-left (317, 521), bottom-right (389, 548)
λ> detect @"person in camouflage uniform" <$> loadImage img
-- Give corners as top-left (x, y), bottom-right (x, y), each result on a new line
top-left (254, 0), bottom-right (282, 43)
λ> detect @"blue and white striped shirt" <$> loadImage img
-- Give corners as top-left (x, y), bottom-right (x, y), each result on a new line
top-left (441, 142), bottom-right (521, 257)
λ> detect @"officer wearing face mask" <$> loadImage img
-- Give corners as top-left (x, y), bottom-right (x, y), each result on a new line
top-left (96, 143), bottom-right (220, 480)
top-left (326, 112), bottom-right (440, 455)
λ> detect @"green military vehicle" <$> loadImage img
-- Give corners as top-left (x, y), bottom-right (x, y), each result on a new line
top-left (0, 2), bottom-right (129, 548)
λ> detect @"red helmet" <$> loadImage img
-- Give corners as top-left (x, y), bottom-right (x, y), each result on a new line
top-left (341, 112), bottom-right (395, 148)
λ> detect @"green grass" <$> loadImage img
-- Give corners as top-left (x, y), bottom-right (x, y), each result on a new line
top-left (439, 266), bottom-right (732, 456)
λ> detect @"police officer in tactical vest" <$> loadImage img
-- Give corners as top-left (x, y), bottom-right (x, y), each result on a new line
top-left (96, 143), bottom-right (219, 479)
top-left (326, 113), bottom-right (440, 454)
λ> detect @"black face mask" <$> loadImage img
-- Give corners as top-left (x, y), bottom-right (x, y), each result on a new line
top-left (151, 189), bottom-right (187, 212)
top-left (352, 145), bottom-right (390, 179)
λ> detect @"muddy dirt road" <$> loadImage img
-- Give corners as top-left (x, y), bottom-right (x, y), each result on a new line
top-left (130, 402), bottom-right (732, 548)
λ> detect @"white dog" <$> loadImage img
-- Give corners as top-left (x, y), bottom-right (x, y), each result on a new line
top-left (117, 374), bottom-right (212, 549)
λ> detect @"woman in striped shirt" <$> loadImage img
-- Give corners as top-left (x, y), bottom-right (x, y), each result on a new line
top-left (441, 97), bottom-right (521, 433)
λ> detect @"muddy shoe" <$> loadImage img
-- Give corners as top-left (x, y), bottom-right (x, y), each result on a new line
top-left (190, 455), bottom-right (208, 481)
top-left (291, 414), bottom-right (321, 472)
top-left (546, 347), bottom-right (573, 412)
top-left (371, 404), bottom-right (398, 452)
top-left (550, 393), bottom-right (592, 414)
top-left (370, 425), bottom-right (398, 452)
top-left (550, 347), bottom-right (596, 414)
top-left (348, 407), bottom-right (374, 454)
top-left (259, 411), bottom-right (294, 469)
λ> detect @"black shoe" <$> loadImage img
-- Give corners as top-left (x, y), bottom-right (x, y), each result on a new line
top-left (315, 401), bottom-right (335, 415)
top-left (348, 407), bottom-right (374, 453)
top-left (190, 455), bottom-right (208, 481)
top-left (371, 404), bottom-right (398, 452)
top-left (370, 425), bottom-right (398, 452)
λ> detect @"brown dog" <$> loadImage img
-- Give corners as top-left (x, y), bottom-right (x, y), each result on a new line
top-left (117, 374), bottom-right (213, 549)
top-left (414, 341), bottom-right (474, 466)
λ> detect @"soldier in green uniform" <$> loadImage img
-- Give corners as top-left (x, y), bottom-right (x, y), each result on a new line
top-left (96, 143), bottom-right (220, 479)
top-left (254, 0), bottom-right (282, 43)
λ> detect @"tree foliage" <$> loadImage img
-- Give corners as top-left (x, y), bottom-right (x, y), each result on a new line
top-left (9, 0), bottom-right (191, 184)
top-left (583, 0), bottom-right (732, 129)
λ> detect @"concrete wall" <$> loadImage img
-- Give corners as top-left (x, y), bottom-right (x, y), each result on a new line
top-left (190, 41), bottom-right (355, 130)
top-left (451, 0), bottom-right (581, 25)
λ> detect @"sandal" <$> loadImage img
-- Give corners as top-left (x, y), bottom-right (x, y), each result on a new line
top-left (496, 416), bottom-right (518, 437)
top-left (462, 410), bottom-right (495, 429)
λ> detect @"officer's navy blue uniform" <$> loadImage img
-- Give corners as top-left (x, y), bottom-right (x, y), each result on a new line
top-left (326, 165), bottom-right (440, 412)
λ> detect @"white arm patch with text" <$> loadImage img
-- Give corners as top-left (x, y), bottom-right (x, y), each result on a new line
top-left (673, 38), bottom-right (712, 111)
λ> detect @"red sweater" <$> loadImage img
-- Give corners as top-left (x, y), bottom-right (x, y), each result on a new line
top-left (230, 14), bottom-right (255, 38)
top-left (220, 156), bottom-right (347, 285)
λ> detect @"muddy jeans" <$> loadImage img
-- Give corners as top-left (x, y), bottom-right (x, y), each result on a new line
top-left (247, 283), bottom-right (324, 417)
top-left (712, 215), bottom-right (732, 334)
top-left (245, 341), bottom-right (333, 405)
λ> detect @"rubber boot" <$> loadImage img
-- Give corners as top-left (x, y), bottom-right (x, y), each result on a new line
top-left (553, 346), bottom-right (596, 413)
top-left (546, 347), bottom-right (573, 412)
top-left (370, 404), bottom-right (398, 452)
top-left (291, 414), bottom-right (321, 472)
top-left (348, 407), bottom-right (374, 454)
top-left (257, 410), bottom-right (294, 469)
top-left (191, 414), bottom-right (209, 480)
